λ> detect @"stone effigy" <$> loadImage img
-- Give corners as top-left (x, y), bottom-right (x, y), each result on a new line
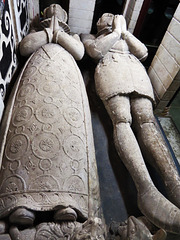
top-left (82, 13), bottom-right (180, 235)
top-left (0, 4), bottom-right (105, 239)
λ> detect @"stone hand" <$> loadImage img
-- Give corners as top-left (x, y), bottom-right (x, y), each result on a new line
top-left (119, 15), bottom-right (127, 37)
top-left (49, 15), bottom-right (64, 34)
top-left (112, 15), bottom-right (121, 37)
top-left (49, 15), bottom-right (54, 31)
top-left (53, 15), bottom-right (64, 33)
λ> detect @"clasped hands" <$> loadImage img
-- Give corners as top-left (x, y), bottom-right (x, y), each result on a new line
top-left (45, 15), bottom-right (66, 43)
top-left (112, 15), bottom-right (128, 39)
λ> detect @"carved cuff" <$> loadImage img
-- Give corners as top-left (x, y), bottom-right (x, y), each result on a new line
top-left (121, 30), bottom-right (130, 40)
top-left (44, 28), bottom-right (53, 43)
top-left (113, 30), bottom-right (121, 39)
top-left (53, 29), bottom-right (64, 43)
top-left (94, 43), bottom-right (104, 58)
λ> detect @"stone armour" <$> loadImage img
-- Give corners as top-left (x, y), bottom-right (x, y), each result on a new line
top-left (95, 43), bottom-right (155, 102)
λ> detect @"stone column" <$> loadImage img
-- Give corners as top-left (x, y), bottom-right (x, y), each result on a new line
top-left (68, 0), bottom-right (96, 34)
top-left (123, 0), bottom-right (144, 33)
top-left (28, 0), bottom-right (39, 23)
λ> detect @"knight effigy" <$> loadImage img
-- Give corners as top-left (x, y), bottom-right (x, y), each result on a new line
top-left (82, 13), bottom-right (180, 237)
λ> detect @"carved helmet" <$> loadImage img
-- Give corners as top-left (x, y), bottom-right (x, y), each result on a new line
top-left (96, 13), bottom-right (114, 32)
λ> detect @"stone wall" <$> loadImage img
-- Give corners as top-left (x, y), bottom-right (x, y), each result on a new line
top-left (68, 0), bottom-right (96, 34)
top-left (148, 3), bottom-right (180, 114)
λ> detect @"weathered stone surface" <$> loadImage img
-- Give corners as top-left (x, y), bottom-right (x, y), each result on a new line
top-left (9, 226), bottom-right (36, 240)
top-left (108, 216), bottom-right (167, 240)
top-left (0, 43), bottom-right (95, 219)
top-left (8, 220), bottom-right (106, 240)
top-left (0, 234), bottom-right (11, 240)
top-left (82, 13), bottom-right (180, 235)
top-left (0, 4), bottom-right (104, 239)
top-left (0, 220), bottom-right (7, 234)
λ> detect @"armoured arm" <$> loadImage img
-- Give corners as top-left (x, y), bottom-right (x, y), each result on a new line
top-left (113, 15), bottom-right (148, 61)
top-left (122, 31), bottom-right (148, 61)
top-left (53, 30), bottom-right (84, 60)
top-left (82, 32), bottom-right (120, 61)
top-left (82, 15), bottom-right (122, 61)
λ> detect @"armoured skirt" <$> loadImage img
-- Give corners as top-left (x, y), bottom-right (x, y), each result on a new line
top-left (0, 43), bottom-right (100, 220)
top-left (95, 52), bottom-right (155, 102)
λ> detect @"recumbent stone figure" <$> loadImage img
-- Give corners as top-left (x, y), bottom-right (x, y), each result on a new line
top-left (0, 4), bottom-right (106, 239)
top-left (82, 13), bottom-right (180, 235)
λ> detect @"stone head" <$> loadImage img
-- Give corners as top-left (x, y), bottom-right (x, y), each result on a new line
top-left (43, 4), bottom-right (67, 22)
top-left (96, 13), bottom-right (114, 32)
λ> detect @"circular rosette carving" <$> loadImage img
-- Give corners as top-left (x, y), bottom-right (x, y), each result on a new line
top-left (38, 80), bottom-right (61, 97)
top-left (39, 159), bottom-right (52, 171)
top-left (63, 107), bottom-right (83, 128)
top-left (12, 105), bottom-right (33, 126)
top-left (9, 160), bottom-right (20, 171)
top-left (70, 160), bottom-right (80, 172)
top-left (32, 52), bottom-right (50, 63)
top-left (63, 135), bottom-right (86, 160)
top-left (23, 65), bottom-right (38, 78)
top-left (5, 134), bottom-right (29, 161)
top-left (0, 195), bottom-right (17, 213)
top-left (35, 104), bottom-right (60, 124)
top-left (39, 61), bottom-right (61, 76)
top-left (32, 132), bottom-right (61, 159)
top-left (29, 175), bottom-right (59, 191)
top-left (63, 176), bottom-right (86, 194)
top-left (0, 175), bottom-right (26, 193)
top-left (17, 83), bottom-right (35, 101)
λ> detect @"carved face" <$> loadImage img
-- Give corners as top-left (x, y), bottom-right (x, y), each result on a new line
top-left (43, 4), bottom-right (67, 22)
top-left (97, 13), bottom-right (114, 32)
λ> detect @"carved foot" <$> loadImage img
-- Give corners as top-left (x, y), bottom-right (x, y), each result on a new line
top-left (137, 185), bottom-right (180, 234)
top-left (54, 207), bottom-right (77, 221)
top-left (9, 208), bottom-right (35, 226)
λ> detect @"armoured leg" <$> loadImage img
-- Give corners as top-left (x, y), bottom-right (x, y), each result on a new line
top-left (104, 95), bottom-right (180, 234)
top-left (131, 97), bottom-right (180, 209)
top-left (105, 95), bottom-right (155, 191)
